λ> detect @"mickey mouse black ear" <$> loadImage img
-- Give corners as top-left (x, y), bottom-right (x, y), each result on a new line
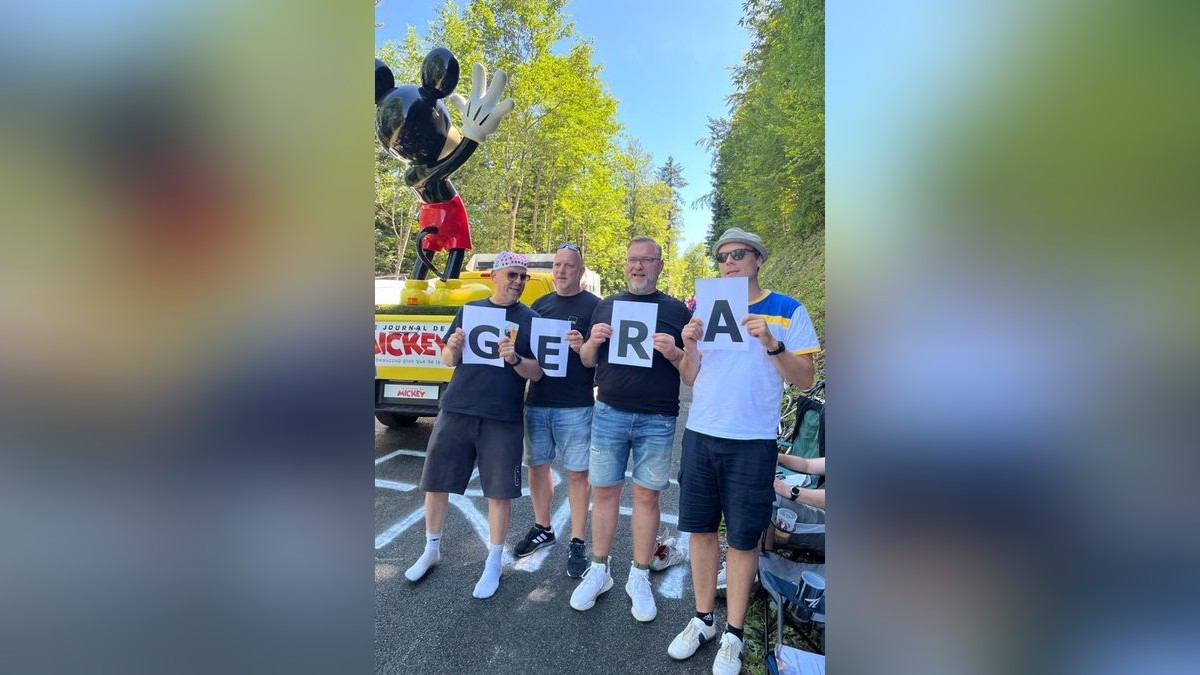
top-left (375, 58), bottom-right (395, 105)
top-left (420, 48), bottom-right (459, 99)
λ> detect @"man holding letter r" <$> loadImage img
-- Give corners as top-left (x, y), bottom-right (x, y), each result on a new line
top-left (569, 236), bottom-right (691, 623)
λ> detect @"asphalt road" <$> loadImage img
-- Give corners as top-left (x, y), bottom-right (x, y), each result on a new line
top-left (375, 386), bottom-right (725, 674)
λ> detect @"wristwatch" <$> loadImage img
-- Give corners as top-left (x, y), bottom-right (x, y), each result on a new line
top-left (767, 340), bottom-right (787, 356)
top-left (789, 485), bottom-right (802, 501)
top-left (507, 353), bottom-right (523, 366)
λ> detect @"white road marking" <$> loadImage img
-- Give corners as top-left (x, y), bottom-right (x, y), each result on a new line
top-left (375, 507), bottom-right (425, 550)
top-left (376, 449), bottom-right (425, 465)
top-left (618, 506), bottom-right (678, 525)
top-left (449, 493), bottom-right (515, 565)
top-left (374, 467), bottom-right (683, 576)
top-left (376, 479), bottom-right (416, 492)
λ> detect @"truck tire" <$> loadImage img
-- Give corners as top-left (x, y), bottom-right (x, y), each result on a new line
top-left (375, 412), bottom-right (418, 428)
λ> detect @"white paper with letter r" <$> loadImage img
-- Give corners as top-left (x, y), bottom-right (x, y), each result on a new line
top-left (609, 300), bottom-right (657, 368)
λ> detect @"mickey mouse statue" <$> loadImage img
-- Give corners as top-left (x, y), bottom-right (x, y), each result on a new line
top-left (375, 48), bottom-right (514, 283)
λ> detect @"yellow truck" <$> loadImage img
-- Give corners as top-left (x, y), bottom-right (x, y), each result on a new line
top-left (373, 268), bottom-right (556, 427)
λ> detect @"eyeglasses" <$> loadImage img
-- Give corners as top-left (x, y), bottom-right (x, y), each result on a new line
top-left (557, 243), bottom-right (581, 252)
top-left (503, 270), bottom-right (530, 281)
top-left (715, 248), bottom-right (756, 263)
top-left (625, 256), bottom-right (661, 265)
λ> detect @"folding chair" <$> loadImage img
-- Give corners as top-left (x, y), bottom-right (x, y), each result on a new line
top-left (758, 548), bottom-right (825, 672)
top-left (758, 498), bottom-right (825, 672)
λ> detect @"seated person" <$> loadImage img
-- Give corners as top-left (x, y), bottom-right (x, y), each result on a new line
top-left (769, 456), bottom-right (824, 558)
top-left (773, 455), bottom-right (824, 510)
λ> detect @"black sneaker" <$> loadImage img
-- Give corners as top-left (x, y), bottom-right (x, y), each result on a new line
top-left (566, 539), bottom-right (588, 578)
top-left (514, 525), bottom-right (556, 557)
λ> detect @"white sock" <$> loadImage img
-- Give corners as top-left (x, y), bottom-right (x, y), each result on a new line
top-left (591, 559), bottom-right (608, 575)
top-left (472, 544), bottom-right (504, 599)
top-left (628, 564), bottom-right (649, 580)
top-left (404, 533), bottom-right (441, 581)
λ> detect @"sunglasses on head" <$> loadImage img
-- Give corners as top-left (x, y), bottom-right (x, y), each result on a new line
top-left (557, 243), bottom-right (581, 252)
top-left (715, 248), bottom-right (756, 263)
top-left (503, 270), bottom-right (530, 281)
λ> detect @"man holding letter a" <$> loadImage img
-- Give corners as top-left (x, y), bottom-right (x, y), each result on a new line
top-left (513, 243), bottom-right (601, 579)
top-left (569, 236), bottom-right (691, 623)
top-left (667, 228), bottom-right (820, 675)
top-left (404, 252), bottom-right (543, 600)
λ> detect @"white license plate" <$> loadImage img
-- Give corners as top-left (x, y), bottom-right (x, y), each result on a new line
top-left (382, 384), bottom-right (439, 401)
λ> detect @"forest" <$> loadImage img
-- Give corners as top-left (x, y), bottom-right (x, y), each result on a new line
top-left (376, 0), bottom-right (823, 339)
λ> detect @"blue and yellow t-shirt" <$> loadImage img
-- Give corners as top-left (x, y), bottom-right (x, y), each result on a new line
top-left (687, 291), bottom-right (820, 440)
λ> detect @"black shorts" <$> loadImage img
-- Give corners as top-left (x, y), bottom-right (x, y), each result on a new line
top-left (419, 411), bottom-right (524, 499)
top-left (677, 428), bottom-right (777, 551)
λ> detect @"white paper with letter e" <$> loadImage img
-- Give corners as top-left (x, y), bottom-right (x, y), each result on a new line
top-left (609, 300), bottom-right (657, 368)
top-left (461, 305), bottom-right (507, 367)
top-left (695, 277), bottom-right (749, 351)
top-left (530, 317), bottom-right (571, 377)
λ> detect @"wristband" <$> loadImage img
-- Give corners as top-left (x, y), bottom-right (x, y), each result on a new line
top-left (507, 353), bottom-right (523, 366)
top-left (767, 340), bottom-right (787, 356)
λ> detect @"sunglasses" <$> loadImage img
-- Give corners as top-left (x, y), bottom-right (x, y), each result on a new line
top-left (503, 270), bottom-right (530, 281)
top-left (557, 243), bottom-right (581, 252)
top-left (715, 248), bottom-right (756, 263)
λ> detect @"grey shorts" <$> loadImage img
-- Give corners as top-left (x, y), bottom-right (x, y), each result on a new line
top-left (419, 410), bottom-right (524, 499)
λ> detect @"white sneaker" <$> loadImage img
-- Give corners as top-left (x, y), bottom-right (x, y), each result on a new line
top-left (712, 632), bottom-right (743, 675)
top-left (649, 537), bottom-right (686, 571)
top-left (625, 566), bottom-right (657, 622)
top-left (715, 561), bottom-right (727, 597)
top-left (569, 562), bottom-right (613, 611)
top-left (668, 617), bottom-right (718, 660)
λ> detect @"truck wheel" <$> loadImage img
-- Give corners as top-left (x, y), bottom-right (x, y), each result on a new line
top-left (375, 412), bottom-right (418, 428)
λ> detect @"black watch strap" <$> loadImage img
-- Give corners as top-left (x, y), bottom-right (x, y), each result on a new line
top-left (508, 353), bottom-right (523, 366)
top-left (767, 340), bottom-right (787, 356)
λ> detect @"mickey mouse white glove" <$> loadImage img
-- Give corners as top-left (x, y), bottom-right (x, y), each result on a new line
top-left (448, 62), bottom-right (515, 143)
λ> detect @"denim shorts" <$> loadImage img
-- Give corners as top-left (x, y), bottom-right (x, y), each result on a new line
top-left (677, 428), bottom-right (778, 550)
top-left (588, 400), bottom-right (676, 490)
top-left (524, 406), bottom-right (593, 472)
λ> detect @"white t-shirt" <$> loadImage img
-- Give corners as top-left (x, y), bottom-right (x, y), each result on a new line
top-left (686, 291), bottom-right (820, 440)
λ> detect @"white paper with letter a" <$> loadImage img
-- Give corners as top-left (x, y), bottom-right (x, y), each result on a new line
top-left (530, 317), bottom-right (571, 377)
top-left (695, 277), bottom-right (749, 351)
top-left (609, 300), bottom-right (657, 368)
top-left (461, 305), bottom-right (507, 367)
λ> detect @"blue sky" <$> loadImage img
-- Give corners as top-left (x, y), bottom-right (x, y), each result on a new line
top-left (374, 0), bottom-right (752, 249)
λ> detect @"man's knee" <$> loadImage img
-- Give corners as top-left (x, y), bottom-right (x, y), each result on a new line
top-left (631, 484), bottom-right (660, 508)
top-left (593, 484), bottom-right (621, 503)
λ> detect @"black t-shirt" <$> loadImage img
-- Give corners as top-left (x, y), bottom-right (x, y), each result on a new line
top-left (525, 291), bottom-right (602, 408)
top-left (439, 299), bottom-right (539, 422)
top-left (591, 291), bottom-right (690, 416)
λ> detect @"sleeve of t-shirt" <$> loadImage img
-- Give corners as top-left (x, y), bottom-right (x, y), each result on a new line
top-left (444, 308), bottom-right (465, 342)
top-left (785, 304), bottom-right (821, 354)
